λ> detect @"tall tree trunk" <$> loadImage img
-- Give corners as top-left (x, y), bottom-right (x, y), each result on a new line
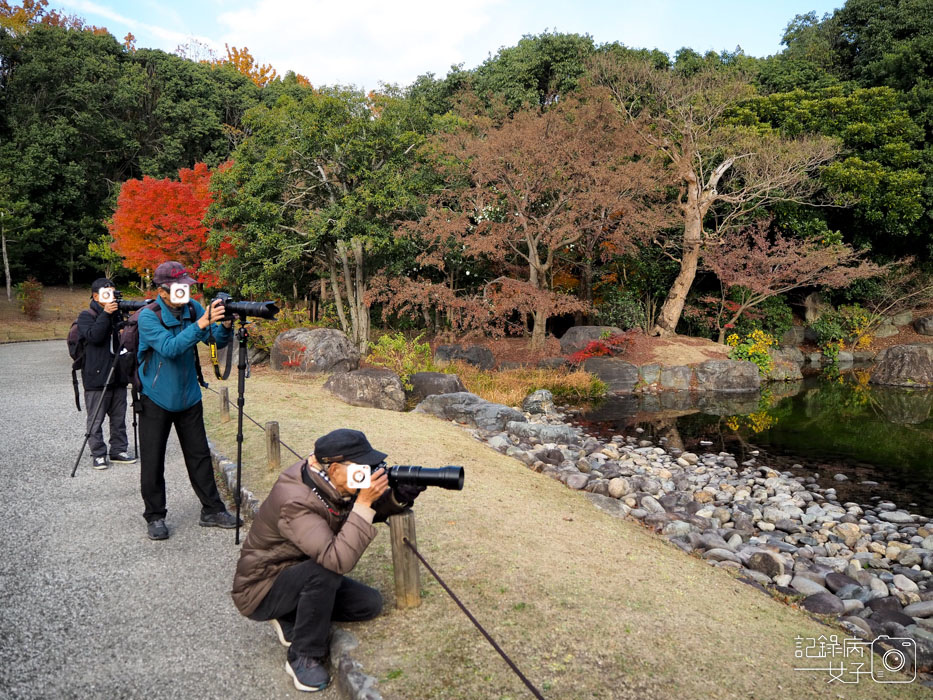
top-left (324, 247), bottom-right (350, 335)
top-left (336, 238), bottom-right (370, 354)
top-left (531, 308), bottom-right (547, 349)
top-left (2, 224), bottom-right (11, 302)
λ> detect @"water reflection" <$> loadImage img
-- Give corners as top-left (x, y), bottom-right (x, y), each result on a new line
top-left (570, 371), bottom-right (933, 515)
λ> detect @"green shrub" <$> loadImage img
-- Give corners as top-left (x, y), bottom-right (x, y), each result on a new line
top-left (726, 329), bottom-right (775, 376)
top-left (16, 277), bottom-right (43, 320)
top-left (366, 332), bottom-right (438, 390)
top-left (594, 287), bottom-right (646, 331)
top-left (731, 294), bottom-right (794, 339)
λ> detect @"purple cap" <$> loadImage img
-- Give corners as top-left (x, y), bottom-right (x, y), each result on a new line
top-left (153, 261), bottom-right (197, 286)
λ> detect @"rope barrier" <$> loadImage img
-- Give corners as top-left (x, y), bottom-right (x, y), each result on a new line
top-left (403, 537), bottom-right (546, 700)
top-left (201, 384), bottom-right (304, 460)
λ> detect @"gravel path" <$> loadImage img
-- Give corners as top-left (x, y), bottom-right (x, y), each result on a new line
top-left (0, 341), bottom-right (337, 699)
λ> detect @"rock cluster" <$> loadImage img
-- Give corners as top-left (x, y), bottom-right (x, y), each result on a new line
top-left (445, 389), bottom-right (933, 675)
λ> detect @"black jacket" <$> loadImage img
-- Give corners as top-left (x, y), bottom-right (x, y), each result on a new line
top-left (76, 301), bottom-right (122, 391)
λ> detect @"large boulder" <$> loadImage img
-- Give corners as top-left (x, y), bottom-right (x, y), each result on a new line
top-left (323, 368), bottom-right (406, 411)
top-left (434, 344), bottom-right (495, 370)
top-left (407, 372), bottom-right (466, 402)
top-left (659, 365), bottom-right (693, 391)
top-left (413, 392), bottom-right (526, 431)
top-left (694, 360), bottom-right (761, 392)
top-left (582, 358), bottom-right (639, 393)
top-left (271, 328), bottom-right (360, 374)
top-left (506, 421), bottom-right (581, 445)
top-left (915, 316), bottom-right (933, 336)
top-left (870, 344), bottom-right (933, 387)
top-left (559, 326), bottom-right (623, 354)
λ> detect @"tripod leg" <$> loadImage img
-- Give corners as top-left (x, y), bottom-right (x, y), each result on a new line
top-left (71, 361), bottom-right (118, 477)
top-left (234, 323), bottom-right (249, 544)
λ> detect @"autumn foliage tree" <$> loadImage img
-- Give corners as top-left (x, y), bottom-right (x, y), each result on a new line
top-left (110, 162), bottom-right (234, 287)
top-left (216, 44), bottom-right (278, 87)
top-left (702, 220), bottom-right (883, 343)
top-left (401, 91), bottom-right (667, 348)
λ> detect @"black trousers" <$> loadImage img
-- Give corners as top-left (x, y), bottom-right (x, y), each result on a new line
top-left (84, 387), bottom-right (128, 458)
top-left (249, 559), bottom-right (383, 659)
top-left (138, 395), bottom-right (226, 522)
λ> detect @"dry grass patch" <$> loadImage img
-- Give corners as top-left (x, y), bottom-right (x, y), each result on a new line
top-left (452, 361), bottom-right (605, 407)
top-left (0, 286), bottom-right (90, 342)
top-left (202, 368), bottom-right (926, 700)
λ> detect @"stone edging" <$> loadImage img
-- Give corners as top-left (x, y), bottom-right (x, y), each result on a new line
top-left (208, 441), bottom-right (384, 700)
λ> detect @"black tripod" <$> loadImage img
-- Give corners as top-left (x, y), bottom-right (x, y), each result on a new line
top-left (70, 319), bottom-right (136, 477)
top-left (230, 314), bottom-right (250, 545)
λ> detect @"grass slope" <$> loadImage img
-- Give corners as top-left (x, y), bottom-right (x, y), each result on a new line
top-left (202, 368), bottom-right (927, 700)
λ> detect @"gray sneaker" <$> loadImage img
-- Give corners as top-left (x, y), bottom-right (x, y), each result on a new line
top-left (110, 451), bottom-right (137, 464)
top-left (92, 456), bottom-right (109, 470)
top-left (147, 519), bottom-right (169, 540)
top-left (285, 655), bottom-right (329, 692)
top-left (199, 510), bottom-right (242, 529)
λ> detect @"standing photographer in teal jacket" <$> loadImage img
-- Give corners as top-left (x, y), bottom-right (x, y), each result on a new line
top-left (136, 261), bottom-right (238, 541)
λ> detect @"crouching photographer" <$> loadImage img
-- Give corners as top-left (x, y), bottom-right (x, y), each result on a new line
top-left (231, 429), bottom-right (427, 693)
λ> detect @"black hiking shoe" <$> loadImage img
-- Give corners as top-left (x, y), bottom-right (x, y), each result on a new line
top-left (199, 510), bottom-right (241, 529)
top-left (110, 451), bottom-right (137, 464)
top-left (92, 456), bottom-right (109, 470)
top-left (147, 519), bottom-right (169, 540)
top-left (285, 654), bottom-right (329, 692)
top-left (270, 618), bottom-right (293, 648)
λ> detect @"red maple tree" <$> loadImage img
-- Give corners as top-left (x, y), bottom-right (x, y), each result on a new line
top-left (110, 162), bottom-right (234, 288)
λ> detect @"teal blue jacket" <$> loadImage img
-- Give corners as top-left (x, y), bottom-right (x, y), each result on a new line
top-left (137, 296), bottom-right (232, 412)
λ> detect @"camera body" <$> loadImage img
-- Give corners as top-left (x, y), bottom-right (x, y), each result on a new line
top-left (212, 291), bottom-right (279, 320)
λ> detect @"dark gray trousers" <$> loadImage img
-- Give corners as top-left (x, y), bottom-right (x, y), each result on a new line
top-left (249, 559), bottom-right (383, 659)
top-left (85, 387), bottom-right (128, 458)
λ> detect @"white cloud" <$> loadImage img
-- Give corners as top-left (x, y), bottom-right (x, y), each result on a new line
top-left (216, 0), bottom-right (503, 89)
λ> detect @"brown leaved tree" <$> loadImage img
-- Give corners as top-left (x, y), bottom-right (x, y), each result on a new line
top-left (591, 55), bottom-right (840, 336)
top-left (702, 220), bottom-right (884, 343)
top-left (401, 91), bottom-right (667, 348)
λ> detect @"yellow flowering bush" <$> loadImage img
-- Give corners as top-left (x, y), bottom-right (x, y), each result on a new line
top-left (726, 329), bottom-right (776, 376)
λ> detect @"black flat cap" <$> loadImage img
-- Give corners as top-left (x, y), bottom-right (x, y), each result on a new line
top-left (314, 429), bottom-right (387, 466)
top-left (91, 277), bottom-right (115, 293)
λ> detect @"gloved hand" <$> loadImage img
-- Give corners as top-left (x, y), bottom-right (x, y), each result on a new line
top-left (393, 483), bottom-right (426, 505)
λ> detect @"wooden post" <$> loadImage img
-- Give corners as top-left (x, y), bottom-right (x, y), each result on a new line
top-left (219, 387), bottom-right (230, 423)
top-left (388, 511), bottom-right (421, 609)
top-left (265, 421), bottom-right (281, 471)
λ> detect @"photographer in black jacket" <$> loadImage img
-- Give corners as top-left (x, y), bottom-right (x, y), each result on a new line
top-left (76, 278), bottom-right (135, 470)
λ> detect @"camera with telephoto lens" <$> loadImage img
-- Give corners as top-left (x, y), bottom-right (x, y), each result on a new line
top-left (212, 291), bottom-right (279, 320)
top-left (344, 463), bottom-right (465, 491)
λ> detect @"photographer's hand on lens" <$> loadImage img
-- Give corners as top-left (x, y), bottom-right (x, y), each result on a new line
top-left (393, 483), bottom-right (426, 505)
top-left (101, 301), bottom-right (118, 315)
top-left (356, 467), bottom-right (389, 507)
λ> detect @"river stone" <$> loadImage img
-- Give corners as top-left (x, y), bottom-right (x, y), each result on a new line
top-left (870, 344), bottom-right (933, 387)
top-left (791, 576), bottom-right (830, 597)
top-left (842, 616), bottom-right (873, 638)
top-left (897, 549), bottom-right (926, 567)
top-left (522, 389), bottom-right (556, 415)
top-left (662, 520), bottom-right (697, 537)
top-left (565, 473), bottom-right (589, 490)
top-left (407, 372), bottom-right (467, 402)
top-left (877, 511), bottom-right (916, 524)
top-left (323, 368), bottom-right (406, 411)
top-left (583, 493), bottom-right (630, 519)
top-left (904, 600), bottom-right (933, 618)
top-left (434, 344), bottom-right (495, 370)
top-left (747, 551), bottom-right (785, 579)
top-left (271, 328), bottom-right (360, 373)
top-left (559, 326), bottom-right (624, 354)
top-left (582, 358), bottom-right (640, 393)
top-left (800, 592), bottom-right (846, 615)
top-left (893, 574), bottom-right (920, 593)
top-left (640, 495), bottom-right (665, 514)
top-left (872, 610), bottom-right (918, 628)
top-left (825, 572), bottom-right (860, 593)
top-left (869, 596), bottom-right (903, 612)
top-left (874, 323), bottom-right (899, 338)
top-left (703, 548), bottom-right (742, 564)
top-left (414, 392), bottom-right (526, 431)
top-left (506, 421), bottom-right (580, 445)
top-left (869, 577), bottom-right (890, 599)
top-left (607, 477), bottom-right (632, 499)
top-left (914, 316), bottom-right (933, 335)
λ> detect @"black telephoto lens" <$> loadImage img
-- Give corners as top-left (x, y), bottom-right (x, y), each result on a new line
top-left (387, 465), bottom-right (465, 491)
top-left (117, 300), bottom-right (148, 313)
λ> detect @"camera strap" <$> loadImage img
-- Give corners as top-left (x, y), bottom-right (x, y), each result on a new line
top-left (208, 321), bottom-right (234, 380)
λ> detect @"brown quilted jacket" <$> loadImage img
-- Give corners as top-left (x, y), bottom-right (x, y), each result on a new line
top-left (231, 458), bottom-right (408, 616)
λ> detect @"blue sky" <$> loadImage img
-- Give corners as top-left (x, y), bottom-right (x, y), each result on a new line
top-left (55, 1), bottom-right (842, 90)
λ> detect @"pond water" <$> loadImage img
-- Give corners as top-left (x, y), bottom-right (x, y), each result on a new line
top-left (569, 369), bottom-right (933, 516)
